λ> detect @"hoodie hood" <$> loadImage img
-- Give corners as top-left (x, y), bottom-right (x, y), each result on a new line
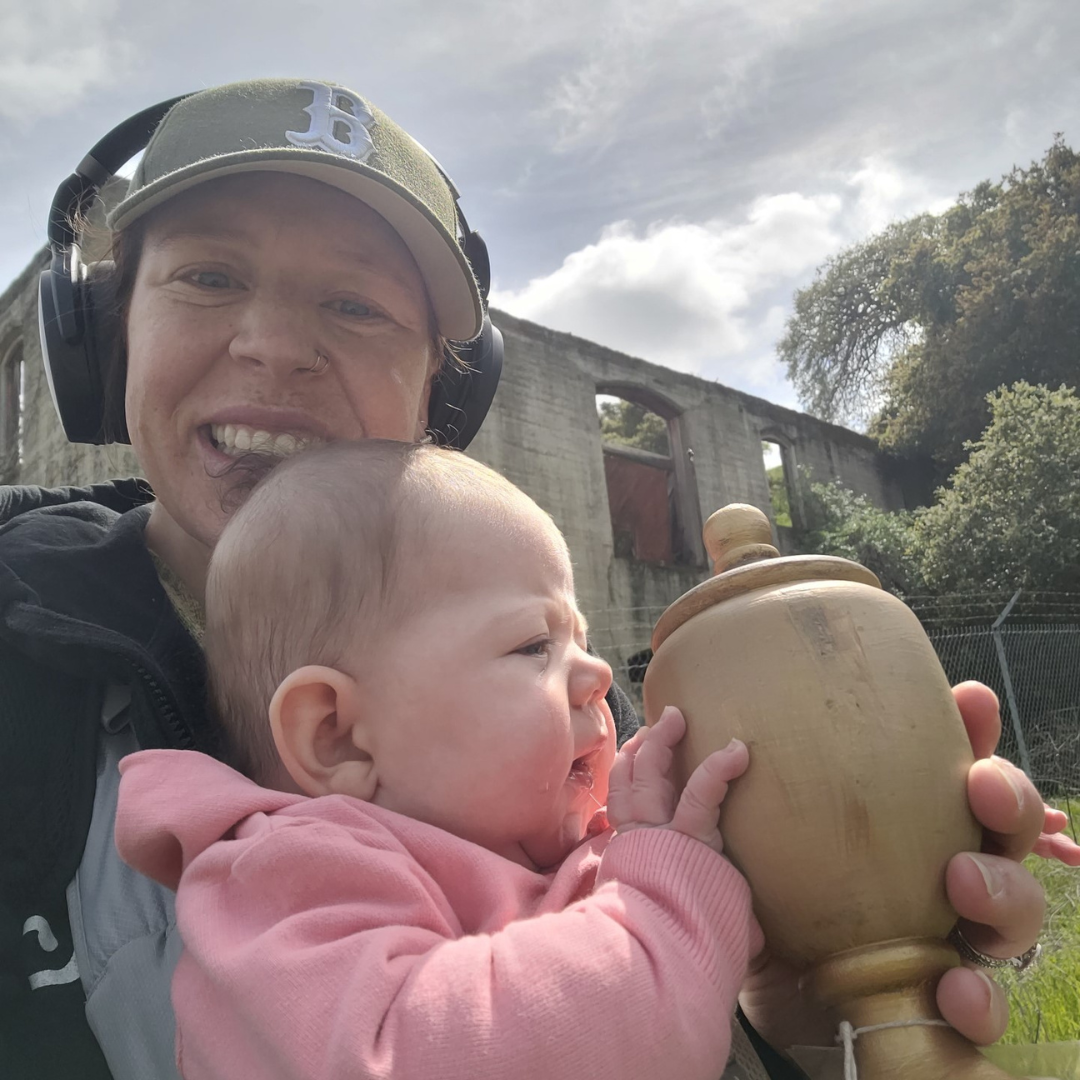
top-left (116, 749), bottom-right (305, 890)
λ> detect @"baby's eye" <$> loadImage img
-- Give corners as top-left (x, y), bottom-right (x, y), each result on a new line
top-left (189, 270), bottom-right (233, 289)
top-left (516, 637), bottom-right (554, 658)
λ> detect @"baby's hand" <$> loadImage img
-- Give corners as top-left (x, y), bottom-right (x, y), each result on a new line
top-left (606, 705), bottom-right (748, 856)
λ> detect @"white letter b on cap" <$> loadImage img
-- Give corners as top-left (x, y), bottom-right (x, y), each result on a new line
top-left (286, 82), bottom-right (375, 161)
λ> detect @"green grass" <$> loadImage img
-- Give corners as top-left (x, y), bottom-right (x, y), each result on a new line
top-left (999, 800), bottom-right (1080, 1044)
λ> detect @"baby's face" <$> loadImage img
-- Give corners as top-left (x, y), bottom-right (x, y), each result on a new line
top-left (356, 500), bottom-right (616, 870)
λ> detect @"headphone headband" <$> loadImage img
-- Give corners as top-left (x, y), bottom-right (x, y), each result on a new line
top-left (38, 86), bottom-right (501, 449)
top-left (47, 97), bottom-right (190, 251)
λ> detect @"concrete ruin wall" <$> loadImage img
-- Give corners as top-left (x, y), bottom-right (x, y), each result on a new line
top-left (468, 311), bottom-right (925, 695)
top-left (1, 258), bottom-right (926, 695)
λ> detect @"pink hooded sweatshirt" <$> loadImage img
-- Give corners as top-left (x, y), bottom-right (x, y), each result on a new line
top-left (116, 749), bottom-right (758, 1080)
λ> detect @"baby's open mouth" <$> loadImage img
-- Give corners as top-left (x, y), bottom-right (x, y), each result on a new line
top-left (208, 424), bottom-right (325, 459)
top-left (568, 756), bottom-right (595, 791)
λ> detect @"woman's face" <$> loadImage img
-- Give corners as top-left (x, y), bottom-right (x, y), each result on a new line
top-left (125, 172), bottom-right (440, 550)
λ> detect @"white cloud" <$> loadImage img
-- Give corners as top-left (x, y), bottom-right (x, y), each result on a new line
top-left (699, 55), bottom-right (764, 141)
top-left (846, 157), bottom-right (953, 234)
top-left (492, 154), bottom-right (959, 405)
top-left (492, 190), bottom-right (843, 386)
top-left (530, 0), bottom-right (822, 154)
top-left (535, 0), bottom-right (675, 153)
top-left (0, 3), bottom-right (133, 123)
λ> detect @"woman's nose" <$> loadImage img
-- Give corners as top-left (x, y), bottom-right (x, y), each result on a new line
top-left (228, 293), bottom-right (320, 378)
top-left (570, 647), bottom-right (613, 708)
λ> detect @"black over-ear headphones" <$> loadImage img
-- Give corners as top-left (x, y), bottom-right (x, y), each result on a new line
top-left (38, 95), bottom-right (503, 450)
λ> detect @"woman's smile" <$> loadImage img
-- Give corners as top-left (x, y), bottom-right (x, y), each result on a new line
top-left (207, 424), bottom-right (324, 458)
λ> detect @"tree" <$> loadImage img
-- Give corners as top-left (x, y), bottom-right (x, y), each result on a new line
top-left (794, 473), bottom-right (924, 598)
top-left (597, 399), bottom-right (670, 455)
top-left (766, 462), bottom-right (792, 528)
top-left (778, 214), bottom-right (936, 424)
top-left (796, 383), bottom-right (1080, 598)
top-left (916, 382), bottom-right (1080, 595)
top-left (780, 139), bottom-right (1080, 474)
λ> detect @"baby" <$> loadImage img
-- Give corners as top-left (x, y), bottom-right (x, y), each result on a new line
top-left (116, 441), bottom-right (760, 1080)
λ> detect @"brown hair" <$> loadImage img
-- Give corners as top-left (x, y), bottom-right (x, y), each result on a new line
top-left (204, 441), bottom-right (538, 786)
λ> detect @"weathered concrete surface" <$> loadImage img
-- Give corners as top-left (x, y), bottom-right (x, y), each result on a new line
top-left (1, 256), bottom-right (927, 692)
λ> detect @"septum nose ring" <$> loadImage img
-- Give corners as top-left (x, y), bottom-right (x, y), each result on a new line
top-left (306, 351), bottom-right (329, 375)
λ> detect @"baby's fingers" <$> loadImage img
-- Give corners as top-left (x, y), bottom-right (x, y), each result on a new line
top-left (670, 740), bottom-right (749, 852)
top-left (608, 707), bottom-right (685, 830)
top-left (606, 726), bottom-right (646, 826)
top-left (625, 712), bottom-right (682, 824)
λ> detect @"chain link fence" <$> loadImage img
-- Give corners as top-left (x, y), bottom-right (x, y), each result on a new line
top-left (593, 591), bottom-right (1080, 802)
top-left (910, 592), bottom-right (1080, 801)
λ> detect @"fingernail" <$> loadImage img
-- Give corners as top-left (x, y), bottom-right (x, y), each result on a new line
top-left (965, 853), bottom-right (1004, 899)
top-left (971, 967), bottom-right (995, 1008)
top-left (971, 968), bottom-right (1008, 1032)
top-left (972, 967), bottom-right (994, 997)
top-left (993, 759), bottom-right (1025, 812)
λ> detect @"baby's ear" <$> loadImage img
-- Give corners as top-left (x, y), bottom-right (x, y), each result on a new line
top-left (269, 666), bottom-right (377, 800)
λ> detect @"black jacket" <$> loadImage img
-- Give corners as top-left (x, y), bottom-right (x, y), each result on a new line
top-left (0, 480), bottom-right (217, 1076)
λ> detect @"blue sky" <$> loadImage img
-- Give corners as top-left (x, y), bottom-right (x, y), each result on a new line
top-left (2, 0), bottom-right (1077, 417)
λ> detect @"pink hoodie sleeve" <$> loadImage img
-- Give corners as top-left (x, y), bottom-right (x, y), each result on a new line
top-left (165, 812), bottom-right (756, 1080)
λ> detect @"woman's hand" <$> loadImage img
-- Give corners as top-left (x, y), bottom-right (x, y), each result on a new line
top-left (936, 681), bottom-right (1077, 1043)
top-left (741, 680), bottom-right (1078, 1052)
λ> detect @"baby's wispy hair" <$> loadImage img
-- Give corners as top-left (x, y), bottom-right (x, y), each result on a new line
top-left (204, 440), bottom-right (549, 786)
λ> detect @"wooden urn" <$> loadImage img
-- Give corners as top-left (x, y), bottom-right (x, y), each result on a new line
top-left (642, 504), bottom-right (1020, 1080)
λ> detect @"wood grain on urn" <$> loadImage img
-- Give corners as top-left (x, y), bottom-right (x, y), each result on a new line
top-left (646, 578), bottom-right (978, 961)
top-left (642, 503), bottom-right (1022, 1080)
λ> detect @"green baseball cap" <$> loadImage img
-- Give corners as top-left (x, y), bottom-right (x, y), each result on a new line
top-left (108, 78), bottom-right (483, 341)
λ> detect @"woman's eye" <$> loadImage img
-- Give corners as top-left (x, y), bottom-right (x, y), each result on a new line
top-left (327, 298), bottom-right (377, 319)
top-left (189, 270), bottom-right (232, 289)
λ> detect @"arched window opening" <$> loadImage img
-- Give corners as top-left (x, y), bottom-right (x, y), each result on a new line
top-left (597, 391), bottom-right (701, 566)
top-left (0, 342), bottom-right (24, 482)
top-left (762, 440), bottom-right (792, 528)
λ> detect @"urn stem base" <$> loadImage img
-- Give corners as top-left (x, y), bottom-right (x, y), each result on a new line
top-left (807, 938), bottom-right (1026, 1080)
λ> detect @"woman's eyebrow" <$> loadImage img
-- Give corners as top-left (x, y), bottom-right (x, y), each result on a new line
top-left (148, 227), bottom-right (256, 252)
top-left (146, 233), bottom-right (423, 305)
top-left (326, 248), bottom-right (420, 293)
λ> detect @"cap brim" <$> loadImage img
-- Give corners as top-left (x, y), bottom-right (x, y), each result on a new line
top-left (108, 148), bottom-right (484, 342)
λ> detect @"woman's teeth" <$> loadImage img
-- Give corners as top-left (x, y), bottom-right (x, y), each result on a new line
top-left (209, 424), bottom-right (322, 458)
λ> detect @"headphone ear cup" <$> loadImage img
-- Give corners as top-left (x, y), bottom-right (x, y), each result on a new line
top-left (36, 258), bottom-right (119, 445)
top-left (427, 317), bottom-right (503, 450)
top-left (86, 261), bottom-right (129, 444)
top-left (38, 258), bottom-right (97, 444)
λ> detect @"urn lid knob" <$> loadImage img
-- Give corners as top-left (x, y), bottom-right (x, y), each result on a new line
top-left (652, 504), bottom-right (880, 651)
top-left (703, 504), bottom-right (780, 576)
